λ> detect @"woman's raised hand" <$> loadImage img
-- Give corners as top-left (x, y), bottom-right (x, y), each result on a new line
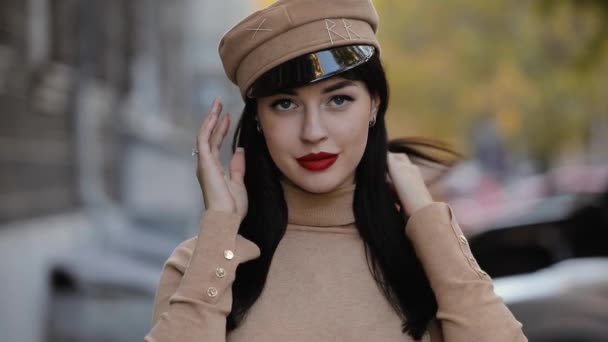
top-left (195, 97), bottom-right (248, 220)
top-left (386, 152), bottom-right (434, 216)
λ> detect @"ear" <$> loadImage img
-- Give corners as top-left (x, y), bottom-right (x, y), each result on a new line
top-left (370, 94), bottom-right (381, 119)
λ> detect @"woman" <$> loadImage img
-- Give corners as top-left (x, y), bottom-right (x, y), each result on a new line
top-left (146, 0), bottom-right (527, 341)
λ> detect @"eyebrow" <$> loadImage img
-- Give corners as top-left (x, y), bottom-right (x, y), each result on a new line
top-left (277, 80), bottom-right (357, 96)
top-left (321, 80), bottom-right (357, 93)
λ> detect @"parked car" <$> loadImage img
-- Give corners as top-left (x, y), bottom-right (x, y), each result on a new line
top-left (469, 187), bottom-right (608, 341)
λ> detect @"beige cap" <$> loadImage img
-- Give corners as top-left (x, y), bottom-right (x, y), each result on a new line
top-left (218, 0), bottom-right (381, 99)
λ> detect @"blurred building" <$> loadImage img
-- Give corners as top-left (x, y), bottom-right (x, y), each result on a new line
top-left (0, 1), bottom-right (250, 341)
top-left (0, 0), bottom-right (246, 222)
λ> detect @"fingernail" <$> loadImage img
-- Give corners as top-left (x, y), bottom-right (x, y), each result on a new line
top-left (236, 147), bottom-right (244, 154)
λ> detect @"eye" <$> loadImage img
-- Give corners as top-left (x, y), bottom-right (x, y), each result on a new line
top-left (329, 95), bottom-right (354, 107)
top-left (271, 98), bottom-right (296, 111)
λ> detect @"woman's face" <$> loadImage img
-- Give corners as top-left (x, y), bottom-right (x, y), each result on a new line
top-left (256, 76), bottom-right (379, 193)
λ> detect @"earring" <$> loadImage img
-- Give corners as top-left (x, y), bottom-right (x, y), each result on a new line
top-left (369, 111), bottom-right (377, 127)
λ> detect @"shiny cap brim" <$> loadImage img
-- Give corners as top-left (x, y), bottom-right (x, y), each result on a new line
top-left (247, 45), bottom-right (376, 98)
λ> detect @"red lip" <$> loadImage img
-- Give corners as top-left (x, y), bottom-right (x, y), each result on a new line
top-left (296, 152), bottom-right (338, 171)
top-left (296, 152), bottom-right (338, 161)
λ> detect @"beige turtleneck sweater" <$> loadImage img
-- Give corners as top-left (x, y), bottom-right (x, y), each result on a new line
top-left (145, 180), bottom-right (527, 341)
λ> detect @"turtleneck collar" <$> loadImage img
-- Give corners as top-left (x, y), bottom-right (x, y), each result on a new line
top-left (280, 178), bottom-right (356, 227)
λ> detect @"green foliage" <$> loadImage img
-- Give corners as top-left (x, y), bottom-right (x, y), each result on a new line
top-left (375, 0), bottom-right (608, 161)
top-left (537, 0), bottom-right (608, 67)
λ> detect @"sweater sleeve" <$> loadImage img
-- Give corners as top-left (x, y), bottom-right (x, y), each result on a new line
top-left (145, 210), bottom-right (261, 342)
top-left (405, 202), bottom-right (527, 342)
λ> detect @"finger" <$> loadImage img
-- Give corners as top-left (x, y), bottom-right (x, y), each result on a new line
top-left (210, 112), bottom-right (230, 160)
top-left (198, 97), bottom-right (220, 136)
top-left (387, 152), bottom-right (397, 168)
top-left (197, 97), bottom-right (223, 153)
top-left (229, 147), bottom-right (246, 184)
top-left (389, 151), bottom-right (412, 165)
top-left (396, 152), bottom-right (412, 164)
top-left (199, 97), bottom-right (218, 127)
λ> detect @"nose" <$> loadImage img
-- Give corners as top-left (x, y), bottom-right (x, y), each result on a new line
top-left (300, 107), bottom-right (328, 144)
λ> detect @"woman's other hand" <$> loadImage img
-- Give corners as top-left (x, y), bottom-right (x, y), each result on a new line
top-left (195, 97), bottom-right (248, 220)
top-left (386, 152), bottom-right (434, 216)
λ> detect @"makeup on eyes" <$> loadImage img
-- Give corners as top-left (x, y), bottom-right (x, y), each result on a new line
top-left (269, 94), bottom-right (356, 111)
top-left (329, 95), bottom-right (354, 106)
top-left (270, 98), bottom-right (293, 110)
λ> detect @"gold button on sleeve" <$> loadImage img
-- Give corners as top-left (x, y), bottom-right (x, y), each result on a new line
top-left (224, 249), bottom-right (234, 260)
top-left (215, 267), bottom-right (226, 278)
top-left (207, 287), bottom-right (218, 297)
top-left (458, 235), bottom-right (468, 245)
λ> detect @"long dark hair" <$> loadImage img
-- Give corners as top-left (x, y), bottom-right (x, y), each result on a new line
top-left (228, 50), bottom-right (461, 340)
